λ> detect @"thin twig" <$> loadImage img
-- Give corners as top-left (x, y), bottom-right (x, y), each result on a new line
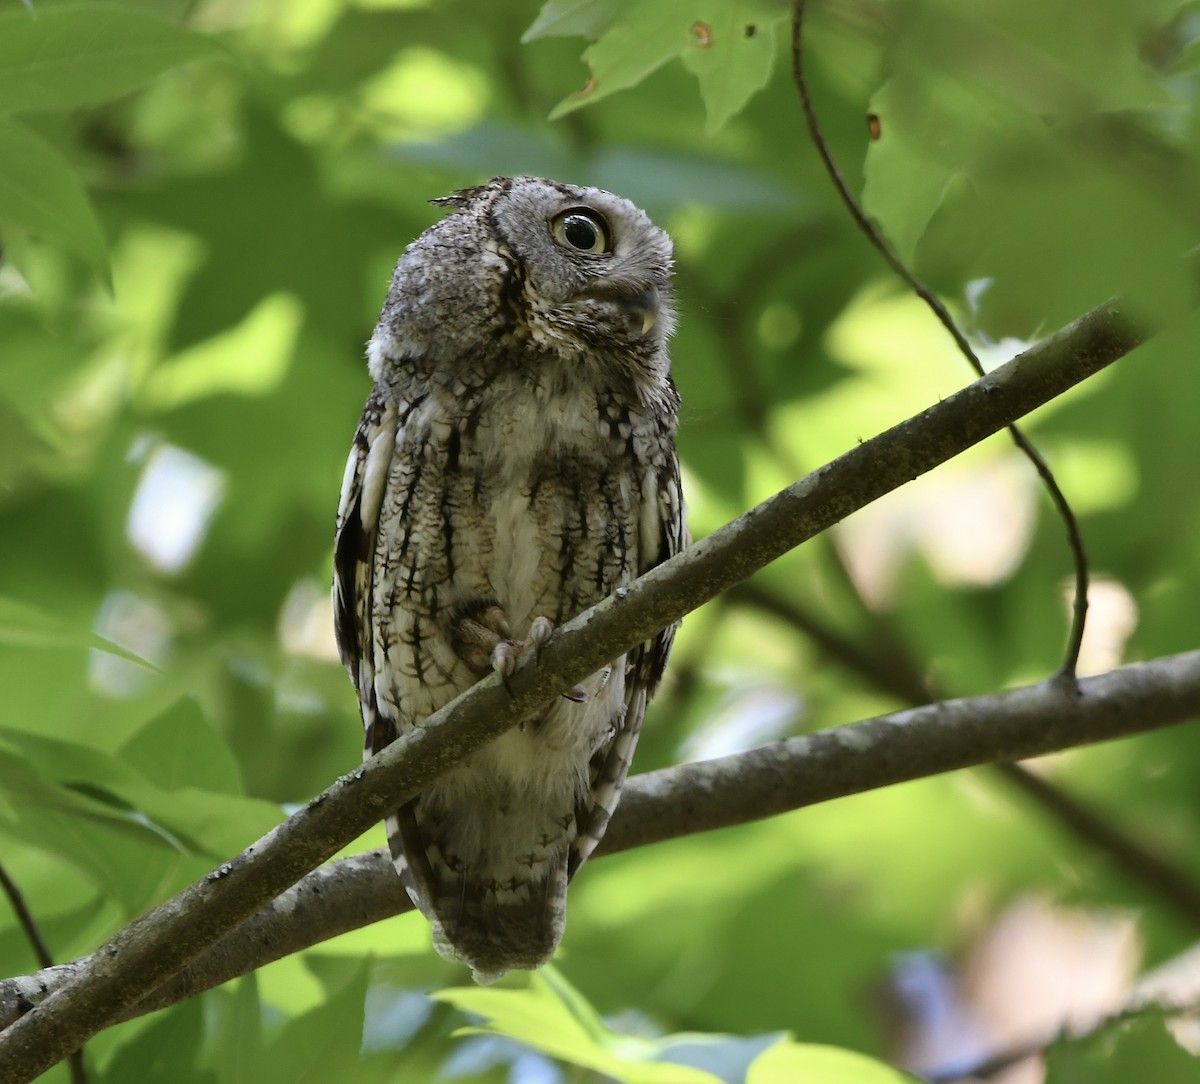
top-left (0, 865), bottom-right (54, 972)
top-left (0, 863), bottom-right (87, 1084)
top-left (924, 999), bottom-right (1199, 1082)
top-left (790, 0), bottom-right (1090, 681)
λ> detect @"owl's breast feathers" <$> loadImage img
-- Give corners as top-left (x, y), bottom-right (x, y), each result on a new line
top-left (335, 368), bottom-right (682, 980)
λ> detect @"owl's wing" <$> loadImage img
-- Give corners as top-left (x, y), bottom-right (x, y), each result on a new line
top-left (635, 448), bottom-right (689, 696)
top-left (333, 390), bottom-right (431, 899)
top-left (333, 388), bottom-right (390, 699)
top-left (569, 444), bottom-right (688, 875)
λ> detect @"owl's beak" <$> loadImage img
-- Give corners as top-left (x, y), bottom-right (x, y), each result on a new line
top-left (576, 283), bottom-right (660, 336)
top-left (626, 287), bottom-right (660, 335)
top-left (638, 296), bottom-right (659, 334)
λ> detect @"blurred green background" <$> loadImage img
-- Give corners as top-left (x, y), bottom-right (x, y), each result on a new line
top-left (2, 0), bottom-right (1200, 1080)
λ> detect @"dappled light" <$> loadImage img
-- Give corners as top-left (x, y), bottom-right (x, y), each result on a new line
top-left (1, 1), bottom-right (1198, 1081)
top-left (125, 441), bottom-right (226, 574)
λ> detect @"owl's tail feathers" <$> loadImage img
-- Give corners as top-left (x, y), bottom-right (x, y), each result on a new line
top-left (430, 865), bottom-right (568, 984)
top-left (386, 804), bottom-right (568, 984)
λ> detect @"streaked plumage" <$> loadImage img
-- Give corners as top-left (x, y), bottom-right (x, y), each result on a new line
top-left (333, 176), bottom-right (685, 982)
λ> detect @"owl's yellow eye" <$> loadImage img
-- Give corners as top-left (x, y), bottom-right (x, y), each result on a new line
top-left (551, 209), bottom-right (611, 254)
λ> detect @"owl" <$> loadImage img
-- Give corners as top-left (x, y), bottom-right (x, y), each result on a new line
top-left (333, 176), bottom-right (686, 982)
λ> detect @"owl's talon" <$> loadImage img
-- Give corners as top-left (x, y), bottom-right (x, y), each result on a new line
top-left (489, 640), bottom-right (521, 679)
top-left (529, 616), bottom-right (554, 649)
top-left (464, 613), bottom-right (556, 679)
top-left (490, 641), bottom-right (524, 700)
top-left (526, 618), bottom-right (579, 700)
top-left (474, 615), bottom-right (584, 703)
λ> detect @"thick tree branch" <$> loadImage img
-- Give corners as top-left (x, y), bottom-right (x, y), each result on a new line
top-left (731, 587), bottom-right (1200, 928)
top-left (3, 650), bottom-right (1198, 1037)
top-left (0, 300), bottom-right (1147, 1080)
top-left (605, 650), bottom-right (1200, 852)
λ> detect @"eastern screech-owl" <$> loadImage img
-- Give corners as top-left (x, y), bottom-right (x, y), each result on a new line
top-left (333, 176), bottom-right (686, 982)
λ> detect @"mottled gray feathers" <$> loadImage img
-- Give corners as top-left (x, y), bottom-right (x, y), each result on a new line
top-left (333, 176), bottom-right (684, 982)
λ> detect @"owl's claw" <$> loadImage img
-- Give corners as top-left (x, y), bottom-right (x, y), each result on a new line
top-left (561, 683), bottom-right (589, 703)
top-left (528, 615), bottom-right (554, 653)
top-left (491, 644), bottom-right (520, 700)
top-left (489, 639), bottom-right (524, 681)
top-left (522, 618), bottom-right (589, 701)
top-left (489, 635), bottom-right (536, 702)
top-left (453, 609), bottom-right (587, 703)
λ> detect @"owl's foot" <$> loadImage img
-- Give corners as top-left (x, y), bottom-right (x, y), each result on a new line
top-left (452, 607), bottom-right (586, 701)
top-left (492, 617), bottom-right (588, 703)
top-left (452, 604), bottom-right (516, 673)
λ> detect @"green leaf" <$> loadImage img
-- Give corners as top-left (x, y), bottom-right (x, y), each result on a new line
top-left (545, 0), bottom-right (788, 130)
top-left (1045, 1010), bottom-right (1200, 1084)
top-left (102, 996), bottom-right (211, 1084)
top-left (0, 2), bottom-right (223, 113)
top-left (523, 0), bottom-right (629, 42)
top-left (0, 595), bottom-right (155, 669)
top-left (119, 697), bottom-right (243, 797)
top-left (0, 761), bottom-right (188, 912)
top-left (211, 974), bottom-right (265, 1084)
top-left (248, 958), bottom-right (369, 1081)
top-left (138, 292), bottom-right (304, 410)
top-left (434, 967), bottom-right (724, 1083)
top-left (548, 3), bottom-right (687, 121)
top-left (879, 0), bottom-right (1173, 122)
top-left (0, 721), bottom-right (282, 912)
top-left (747, 1039), bottom-right (923, 1083)
top-left (0, 119), bottom-right (108, 275)
top-left (0, 731), bottom-right (172, 834)
top-left (861, 74), bottom-right (975, 266)
top-left (0, 726), bottom-right (282, 862)
top-left (680, 1), bottom-right (788, 134)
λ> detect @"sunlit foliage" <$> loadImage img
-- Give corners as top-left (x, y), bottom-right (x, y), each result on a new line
top-left (2, 0), bottom-right (1199, 1079)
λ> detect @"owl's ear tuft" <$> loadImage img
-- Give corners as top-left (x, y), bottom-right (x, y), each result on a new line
top-left (430, 188), bottom-right (483, 210)
top-left (432, 177), bottom-right (512, 210)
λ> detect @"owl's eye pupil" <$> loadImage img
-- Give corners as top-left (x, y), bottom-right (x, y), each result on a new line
top-left (564, 216), bottom-right (597, 250)
top-left (551, 209), bottom-right (611, 254)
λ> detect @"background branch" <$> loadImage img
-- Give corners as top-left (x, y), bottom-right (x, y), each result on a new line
top-left (2, 650), bottom-right (1198, 1035)
top-left (792, 0), bottom-right (1093, 679)
top-left (0, 866), bottom-right (54, 975)
top-left (0, 300), bottom-right (1148, 1080)
top-left (732, 586), bottom-right (1200, 929)
top-left (0, 866), bottom-right (87, 1083)
top-left (722, 6), bottom-right (1148, 902)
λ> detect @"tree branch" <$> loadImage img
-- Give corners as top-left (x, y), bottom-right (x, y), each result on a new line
top-left (792, 0), bottom-right (1094, 679)
top-left (0, 300), bottom-right (1148, 1080)
top-left (0, 866), bottom-right (88, 1084)
top-left (731, 586), bottom-right (1200, 928)
top-left (0, 866), bottom-right (55, 974)
top-left (606, 650), bottom-right (1200, 853)
top-left (3, 649), bottom-right (1198, 1036)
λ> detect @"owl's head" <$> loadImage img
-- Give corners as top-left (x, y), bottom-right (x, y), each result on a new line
top-left (371, 177), bottom-right (675, 391)
top-left (481, 177), bottom-right (675, 351)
